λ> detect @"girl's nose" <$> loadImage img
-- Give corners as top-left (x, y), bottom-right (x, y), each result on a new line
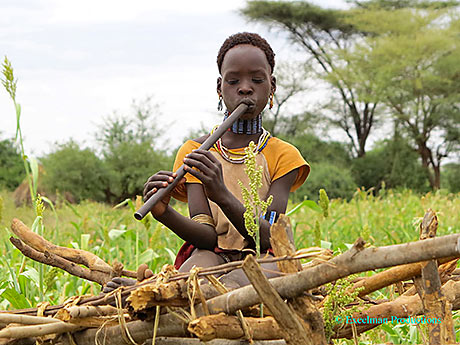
top-left (238, 81), bottom-right (253, 95)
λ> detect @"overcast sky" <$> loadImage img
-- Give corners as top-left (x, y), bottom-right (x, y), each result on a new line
top-left (1, 0), bottom-right (348, 156)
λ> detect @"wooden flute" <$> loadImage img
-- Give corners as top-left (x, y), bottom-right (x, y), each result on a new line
top-left (134, 102), bottom-right (250, 220)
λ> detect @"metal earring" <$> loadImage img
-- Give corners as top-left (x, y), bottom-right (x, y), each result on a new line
top-left (217, 94), bottom-right (223, 111)
top-left (269, 93), bottom-right (274, 109)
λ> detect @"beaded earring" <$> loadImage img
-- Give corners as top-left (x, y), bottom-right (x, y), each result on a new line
top-left (217, 94), bottom-right (223, 111)
top-left (269, 93), bottom-right (274, 109)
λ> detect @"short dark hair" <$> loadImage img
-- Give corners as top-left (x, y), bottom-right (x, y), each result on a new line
top-left (217, 32), bottom-right (275, 74)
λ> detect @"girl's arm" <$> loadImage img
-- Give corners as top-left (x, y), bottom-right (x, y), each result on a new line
top-left (183, 150), bottom-right (298, 251)
top-left (144, 171), bottom-right (217, 250)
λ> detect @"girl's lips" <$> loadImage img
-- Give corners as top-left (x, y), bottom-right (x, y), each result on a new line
top-left (239, 98), bottom-right (256, 109)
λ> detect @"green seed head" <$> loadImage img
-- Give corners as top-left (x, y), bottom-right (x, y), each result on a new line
top-left (1, 56), bottom-right (17, 101)
top-left (319, 189), bottom-right (329, 218)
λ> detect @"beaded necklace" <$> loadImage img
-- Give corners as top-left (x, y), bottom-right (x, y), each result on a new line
top-left (211, 126), bottom-right (271, 164)
top-left (223, 111), bottom-right (262, 135)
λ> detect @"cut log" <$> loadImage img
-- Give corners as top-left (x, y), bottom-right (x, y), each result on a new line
top-left (413, 209), bottom-right (455, 344)
top-left (242, 254), bottom-right (311, 345)
top-left (270, 215), bottom-right (326, 345)
top-left (188, 313), bottom-right (281, 341)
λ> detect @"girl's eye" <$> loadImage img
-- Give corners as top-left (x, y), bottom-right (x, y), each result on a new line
top-left (253, 78), bottom-right (265, 83)
top-left (227, 79), bottom-right (238, 85)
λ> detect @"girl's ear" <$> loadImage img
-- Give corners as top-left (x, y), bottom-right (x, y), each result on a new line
top-left (271, 76), bottom-right (277, 94)
top-left (217, 77), bottom-right (222, 94)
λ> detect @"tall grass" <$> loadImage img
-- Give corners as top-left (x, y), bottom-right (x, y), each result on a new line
top-left (1, 187), bottom-right (459, 343)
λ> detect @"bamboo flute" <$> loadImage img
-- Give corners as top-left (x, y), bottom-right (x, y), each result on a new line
top-left (134, 102), bottom-right (250, 220)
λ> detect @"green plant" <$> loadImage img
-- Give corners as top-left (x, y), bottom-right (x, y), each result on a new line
top-left (323, 276), bottom-right (365, 343)
top-left (238, 141), bottom-right (273, 257)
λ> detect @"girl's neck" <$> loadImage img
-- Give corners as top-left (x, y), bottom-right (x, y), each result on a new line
top-left (221, 111), bottom-right (263, 149)
top-left (223, 111), bottom-right (262, 135)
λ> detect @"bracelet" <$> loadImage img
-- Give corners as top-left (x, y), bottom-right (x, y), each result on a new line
top-left (263, 211), bottom-right (277, 225)
top-left (191, 213), bottom-right (216, 228)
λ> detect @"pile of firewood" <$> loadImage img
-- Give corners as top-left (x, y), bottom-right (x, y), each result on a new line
top-left (0, 210), bottom-right (459, 345)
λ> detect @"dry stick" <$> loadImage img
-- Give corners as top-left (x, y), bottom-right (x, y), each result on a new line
top-left (56, 280), bottom-right (460, 345)
top-left (0, 322), bottom-right (82, 339)
top-left (413, 209), bottom-right (455, 344)
top-left (241, 254), bottom-right (311, 345)
top-left (10, 237), bottom-right (111, 286)
top-left (269, 215), bottom-right (326, 345)
top-left (188, 314), bottom-right (282, 341)
top-left (351, 256), bottom-right (456, 298)
top-left (204, 233), bottom-right (460, 316)
top-left (11, 218), bottom-right (112, 274)
top-left (0, 313), bottom-right (61, 325)
top-left (63, 313), bottom-right (188, 345)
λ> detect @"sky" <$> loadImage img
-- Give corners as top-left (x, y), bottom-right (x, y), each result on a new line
top-left (1, 0), bottom-right (348, 156)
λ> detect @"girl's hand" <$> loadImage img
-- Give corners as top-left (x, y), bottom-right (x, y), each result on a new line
top-left (183, 150), bottom-right (227, 204)
top-left (143, 171), bottom-right (185, 218)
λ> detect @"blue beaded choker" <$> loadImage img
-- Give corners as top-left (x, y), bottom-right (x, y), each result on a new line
top-left (223, 111), bottom-right (262, 134)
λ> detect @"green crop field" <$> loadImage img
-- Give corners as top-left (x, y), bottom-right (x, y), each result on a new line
top-left (1, 188), bottom-right (459, 344)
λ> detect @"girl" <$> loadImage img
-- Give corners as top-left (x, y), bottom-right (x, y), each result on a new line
top-left (142, 32), bottom-right (309, 288)
top-left (104, 32), bottom-right (309, 292)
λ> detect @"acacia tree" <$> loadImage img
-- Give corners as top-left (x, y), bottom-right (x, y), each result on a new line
top-left (342, 6), bottom-right (460, 189)
top-left (241, 0), bottom-right (458, 158)
top-left (242, 1), bottom-right (378, 157)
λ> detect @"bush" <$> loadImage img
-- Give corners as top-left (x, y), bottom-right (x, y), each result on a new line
top-left (103, 142), bottom-right (172, 203)
top-left (442, 163), bottom-right (460, 193)
top-left (41, 141), bottom-right (109, 203)
top-left (0, 137), bottom-right (25, 191)
top-left (352, 138), bottom-right (429, 193)
top-left (293, 162), bottom-right (357, 201)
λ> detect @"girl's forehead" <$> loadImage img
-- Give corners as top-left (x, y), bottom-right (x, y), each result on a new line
top-left (221, 45), bottom-right (271, 74)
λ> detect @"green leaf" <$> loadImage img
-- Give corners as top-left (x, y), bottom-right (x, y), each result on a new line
top-left (138, 248), bottom-right (158, 265)
top-left (344, 243), bottom-right (354, 250)
top-left (164, 248), bottom-right (176, 265)
top-left (108, 229), bottom-right (127, 241)
top-left (15, 103), bottom-right (21, 140)
top-left (20, 267), bottom-right (40, 286)
top-left (287, 199), bottom-right (322, 216)
top-left (31, 215), bottom-right (43, 234)
top-left (1, 287), bottom-right (31, 309)
top-left (28, 156), bottom-right (39, 197)
top-left (320, 240), bottom-right (332, 249)
top-left (81, 234), bottom-right (90, 251)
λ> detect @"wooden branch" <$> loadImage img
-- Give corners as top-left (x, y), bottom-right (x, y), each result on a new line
top-left (350, 256), bottom-right (456, 298)
top-left (0, 322), bottom-right (82, 339)
top-left (188, 314), bottom-right (281, 341)
top-left (205, 233), bottom-right (460, 316)
top-left (414, 209), bottom-right (455, 344)
top-left (67, 279), bottom-right (460, 345)
top-left (59, 313), bottom-right (188, 345)
top-left (242, 254), bottom-right (312, 345)
top-left (270, 215), bottom-right (326, 345)
top-left (57, 336), bottom-right (288, 345)
top-left (10, 237), bottom-right (112, 286)
top-left (11, 218), bottom-right (112, 274)
top-left (0, 314), bottom-right (61, 325)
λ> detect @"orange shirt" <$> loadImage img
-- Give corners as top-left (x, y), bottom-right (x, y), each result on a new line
top-left (171, 136), bottom-right (310, 250)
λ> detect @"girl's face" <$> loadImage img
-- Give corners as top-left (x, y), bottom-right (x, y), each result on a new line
top-left (218, 44), bottom-right (275, 120)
